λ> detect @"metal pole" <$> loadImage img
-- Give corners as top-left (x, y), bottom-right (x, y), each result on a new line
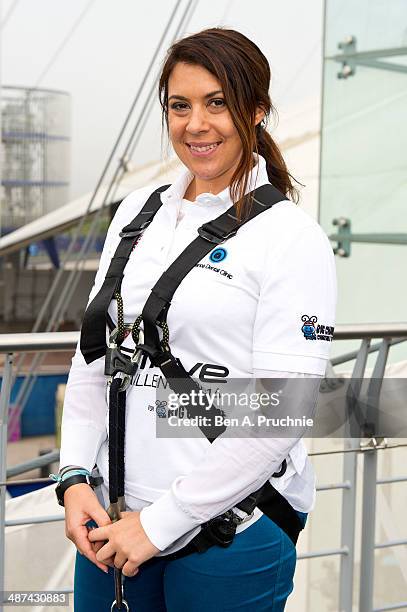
top-left (0, 0), bottom-right (2, 238)
top-left (359, 448), bottom-right (378, 612)
top-left (339, 338), bottom-right (369, 611)
top-left (359, 339), bottom-right (390, 612)
top-left (0, 353), bottom-right (14, 612)
top-left (338, 441), bottom-right (359, 612)
top-left (13, 0), bottom-right (198, 419)
top-left (10, 0), bottom-right (186, 413)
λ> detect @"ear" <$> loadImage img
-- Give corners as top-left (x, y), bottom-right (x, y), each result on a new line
top-left (254, 106), bottom-right (265, 126)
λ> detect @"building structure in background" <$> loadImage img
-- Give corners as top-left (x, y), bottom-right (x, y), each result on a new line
top-left (318, 0), bottom-right (407, 362)
top-left (0, 86), bottom-right (70, 236)
top-left (1, 1), bottom-right (407, 611)
top-left (290, 2), bottom-right (407, 611)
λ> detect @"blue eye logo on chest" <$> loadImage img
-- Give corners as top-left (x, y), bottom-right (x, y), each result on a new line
top-left (210, 248), bottom-right (227, 263)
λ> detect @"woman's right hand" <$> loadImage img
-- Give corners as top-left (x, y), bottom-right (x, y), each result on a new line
top-left (64, 483), bottom-right (112, 572)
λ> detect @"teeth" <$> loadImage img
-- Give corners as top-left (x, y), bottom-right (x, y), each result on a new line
top-left (189, 143), bottom-right (219, 152)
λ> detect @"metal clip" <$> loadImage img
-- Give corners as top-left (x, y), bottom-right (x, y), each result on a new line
top-left (360, 437), bottom-right (388, 451)
top-left (105, 326), bottom-right (142, 390)
top-left (230, 509), bottom-right (255, 526)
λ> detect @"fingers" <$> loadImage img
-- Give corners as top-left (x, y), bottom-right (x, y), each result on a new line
top-left (96, 541), bottom-right (115, 564)
top-left (87, 523), bottom-right (108, 560)
top-left (113, 552), bottom-right (127, 570)
top-left (122, 560), bottom-right (139, 578)
top-left (69, 525), bottom-right (109, 573)
top-left (88, 525), bottom-right (110, 543)
top-left (89, 504), bottom-right (112, 528)
top-left (90, 540), bottom-right (105, 554)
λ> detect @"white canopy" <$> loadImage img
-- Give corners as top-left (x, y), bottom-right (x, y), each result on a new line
top-left (0, 125), bottom-right (319, 258)
top-left (0, 157), bottom-right (182, 257)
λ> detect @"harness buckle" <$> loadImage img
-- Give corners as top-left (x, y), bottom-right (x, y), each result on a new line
top-left (204, 511), bottom-right (237, 548)
top-left (119, 220), bottom-right (151, 238)
top-left (231, 508), bottom-right (255, 525)
top-left (198, 225), bottom-right (238, 245)
top-left (105, 328), bottom-right (144, 391)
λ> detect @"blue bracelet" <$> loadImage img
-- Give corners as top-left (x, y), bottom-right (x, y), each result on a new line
top-left (50, 468), bottom-right (91, 483)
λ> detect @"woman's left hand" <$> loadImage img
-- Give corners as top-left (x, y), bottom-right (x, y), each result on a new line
top-left (88, 511), bottom-right (160, 577)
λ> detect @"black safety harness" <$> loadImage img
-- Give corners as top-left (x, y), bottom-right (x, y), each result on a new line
top-left (80, 184), bottom-right (305, 611)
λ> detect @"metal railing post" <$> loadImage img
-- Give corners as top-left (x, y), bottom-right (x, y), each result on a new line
top-left (359, 339), bottom-right (391, 612)
top-left (359, 446), bottom-right (378, 612)
top-left (338, 439), bottom-right (359, 612)
top-left (339, 338), bottom-right (370, 612)
top-left (0, 353), bottom-right (13, 612)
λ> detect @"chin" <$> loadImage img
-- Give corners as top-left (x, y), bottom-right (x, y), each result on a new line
top-left (188, 162), bottom-right (222, 180)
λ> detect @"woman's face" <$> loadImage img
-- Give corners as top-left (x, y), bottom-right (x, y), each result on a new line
top-left (167, 62), bottom-right (243, 195)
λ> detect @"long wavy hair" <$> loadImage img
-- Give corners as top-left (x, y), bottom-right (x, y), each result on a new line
top-left (158, 27), bottom-right (300, 218)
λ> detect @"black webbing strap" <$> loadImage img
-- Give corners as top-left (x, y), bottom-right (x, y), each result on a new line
top-left (81, 180), bottom-right (304, 550)
top-left (138, 183), bottom-right (286, 442)
top-left (80, 185), bottom-right (169, 364)
top-left (108, 378), bottom-right (126, 504)
top-left (257, 481), bottom-right (304, 545)
top-left (163, 477), bottom-right (304, 562)
top-left (141, 183), bottom-right (286, 353)
top-left (151, 349), bottom-right (226, 443)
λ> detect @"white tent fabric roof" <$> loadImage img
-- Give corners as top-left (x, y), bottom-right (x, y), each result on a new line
top-left (0, 157), bottom-right (182, 257)
top-left (0, 125), bottom-right (320, 258)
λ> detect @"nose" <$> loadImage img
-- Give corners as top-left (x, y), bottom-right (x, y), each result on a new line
top-left (186, 105), bottom-right (209, 134)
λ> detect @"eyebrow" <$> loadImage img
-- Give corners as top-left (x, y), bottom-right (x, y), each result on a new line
top-left (168, 90), bottom-right (223, 102)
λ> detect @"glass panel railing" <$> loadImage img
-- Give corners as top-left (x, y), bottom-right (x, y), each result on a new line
top-left (319, 0), bottom-right (407, 362)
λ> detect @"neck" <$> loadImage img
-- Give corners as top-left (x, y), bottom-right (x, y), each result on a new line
top-left (184, 173), bottom-right (231, 202)
top-left (184, 155), bottom-right (257, 202)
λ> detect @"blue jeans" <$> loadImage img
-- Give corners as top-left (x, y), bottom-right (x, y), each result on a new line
top-left (74, 512), bottom-right (307, 611)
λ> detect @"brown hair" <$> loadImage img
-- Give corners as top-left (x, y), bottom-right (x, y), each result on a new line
top-left (158, 27), bottom-right (300, 219)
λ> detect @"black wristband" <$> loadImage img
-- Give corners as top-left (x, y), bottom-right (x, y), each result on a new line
top-left (55, 474), bottom-right (91, 507)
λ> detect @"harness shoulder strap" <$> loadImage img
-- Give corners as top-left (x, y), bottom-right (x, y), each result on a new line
top-left (141, 183), bottom-right (286, 356)
top-left (80, 185), bottom-right (169, 364)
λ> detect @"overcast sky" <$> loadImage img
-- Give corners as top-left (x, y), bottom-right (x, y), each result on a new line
top-left (2, 0), bottom-right (324, 200)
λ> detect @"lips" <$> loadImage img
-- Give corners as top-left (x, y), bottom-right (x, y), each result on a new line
top-left (185, 141), bottom-right (222, 157)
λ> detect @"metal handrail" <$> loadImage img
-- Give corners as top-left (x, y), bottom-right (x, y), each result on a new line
top-left (332, 323), bottom-right (407, 339)
top-left (1, 325), bottom-right (407, 611)
top-left (6, 450), bottom-right (60, 478)
top-left (0, 331), bottom-right (79, 353)
top-left (332, 338), bottom-right (406, 366)
top-left (1, 323), bottom-right (407, 354)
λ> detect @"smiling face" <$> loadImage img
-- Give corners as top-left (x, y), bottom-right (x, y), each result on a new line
top-left (167, 62), bottom-right (244, 200)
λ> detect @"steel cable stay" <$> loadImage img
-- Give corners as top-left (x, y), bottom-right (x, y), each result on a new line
top-left (9, 0), bottom-right (183, 413)
top-left (33, 0), bottom-right (97, 89)
top-left (109, 0), bottom-right (199, 204)
top-left (12, 0), bottom-right (196, 419)
top-left (0, 0), bottom-right (20, 29)
top-left (10, 0), bottom-right (198, 427)
top-left (38, 0), bottom-right (197, 323)
top-left (19, 0), bottom-right (183, 336)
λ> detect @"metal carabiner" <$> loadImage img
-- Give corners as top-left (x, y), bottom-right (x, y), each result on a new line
top-left (107, 502), bottom-right (129, 612)
top-left (131, 329), bottom-right (144, 364)
top-left (114, 329), bottom-right (145, 392)
top-left (111, 594), bottom-right (129, 612)
top-left (106, 325), bottom-right (143, 392)
top-left (114, 371), bottom-right (132, 392)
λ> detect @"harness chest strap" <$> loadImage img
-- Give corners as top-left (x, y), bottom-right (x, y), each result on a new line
top-left (80, 183), bottom-right (304, 549)
top-left (138, 183), bottom-right (304, 548)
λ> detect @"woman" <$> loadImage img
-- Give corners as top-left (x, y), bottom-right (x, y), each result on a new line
top-left (57, 28), bottom-right (336, 611)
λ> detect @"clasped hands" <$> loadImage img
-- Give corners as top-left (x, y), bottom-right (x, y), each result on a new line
top-left (88, 511), bottom-right (160, 577)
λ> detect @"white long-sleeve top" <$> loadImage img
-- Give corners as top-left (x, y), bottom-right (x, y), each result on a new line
top-left (60, 154), bottom-right (336, 553)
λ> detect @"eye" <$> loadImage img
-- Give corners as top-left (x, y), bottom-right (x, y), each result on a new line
top-left (209, 98), bottom-right (226, 109)
top-left (170, 102), bottom-right (189, 111)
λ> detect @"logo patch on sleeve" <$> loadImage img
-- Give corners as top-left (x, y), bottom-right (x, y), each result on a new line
top-left (301, 315), bottom-right (334, 342)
